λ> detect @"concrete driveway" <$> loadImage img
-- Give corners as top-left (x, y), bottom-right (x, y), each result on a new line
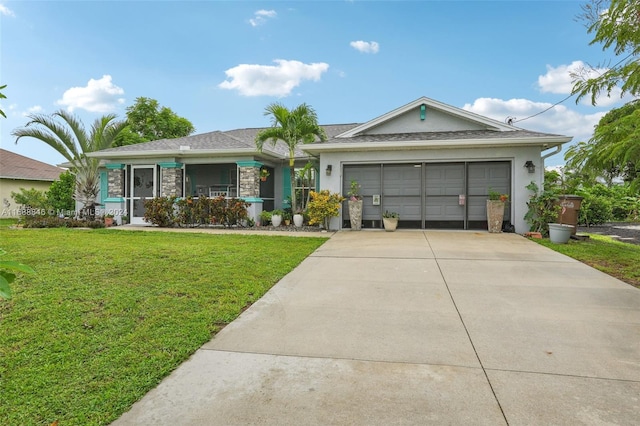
top-left (113, 231), bottom-right (640, 425)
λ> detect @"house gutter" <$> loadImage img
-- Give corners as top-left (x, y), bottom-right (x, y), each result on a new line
top-left (541, 144), bottom-right (562, 162)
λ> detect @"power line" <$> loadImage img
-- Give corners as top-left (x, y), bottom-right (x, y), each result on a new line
top-left (507, 52), bottom-right (635, 125)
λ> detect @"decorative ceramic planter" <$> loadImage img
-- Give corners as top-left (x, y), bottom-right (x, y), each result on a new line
top-left (486, 200), bottom-right (505, 233)
top-left (293, 214), bottom-right (304, 227)
top-left (548, 223), bottom-right (574, 244)
top-left (271, 214), bottom-right (282, 227)
top-left (383, 217), bottom-right (398, 232)
top-left (348, 200), bottom-right (363, 230)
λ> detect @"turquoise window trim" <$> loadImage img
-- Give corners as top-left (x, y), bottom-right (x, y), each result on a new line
top-left (106, 163), bottom-right (125, 170)
top-left (241, 197), bottom-right (263, 203)
top-left (158, 162), bottom-right (183, 168)
top-left (100, 171), bottom-right (108, 203)
top-left (420, 104), bottom-right (426, 120)
top-left (104, 197), bottom-right (125, 203)
top-left (236, 160), bottom-right (263, 168)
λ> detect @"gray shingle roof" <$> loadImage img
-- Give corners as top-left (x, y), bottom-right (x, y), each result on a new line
top-left (321, 129), bottom-right (562, 144)
top-left (94, 124), bottom-right (362, 158)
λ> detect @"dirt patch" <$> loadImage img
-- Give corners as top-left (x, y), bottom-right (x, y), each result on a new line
top-left (577, 222), bottom-right (640, 246)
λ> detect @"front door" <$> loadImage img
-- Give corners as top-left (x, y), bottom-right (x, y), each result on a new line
top-left (130, 166), bottom-right (156, 225)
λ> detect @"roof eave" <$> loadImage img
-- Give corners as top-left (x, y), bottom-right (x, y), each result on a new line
top-left (303, 136), bottom-right (573, 153)
top-left (88, 148), bottom-right (284, 160)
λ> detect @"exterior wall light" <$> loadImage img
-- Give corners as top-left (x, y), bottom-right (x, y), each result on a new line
top-left (524, 160), bottom-right (536, 173)
top-left (326, 164), bottom-right (332, 176)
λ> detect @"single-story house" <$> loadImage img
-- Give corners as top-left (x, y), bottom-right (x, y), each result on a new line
top-left (0, 148), bottom-right (65, 218)
top-left (89, 97), bottom-right (572, 232)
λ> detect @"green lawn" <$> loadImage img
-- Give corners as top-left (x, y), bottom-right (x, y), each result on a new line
top-left (534, 234), bottom-right (640, 289)
top-left (0, 227), bottom-right (327, 425)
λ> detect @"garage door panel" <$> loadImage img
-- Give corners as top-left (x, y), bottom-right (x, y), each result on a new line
top-left (383, 166), bottom-right (421, 196)
top-left (385, 197), bottom-right (421, 220)
top-left (468, 162), bottom-right (510, 196)
top-left (425, 164), bottom-right (464, 196)
top-left (425, 197), bottom-right (464, 220)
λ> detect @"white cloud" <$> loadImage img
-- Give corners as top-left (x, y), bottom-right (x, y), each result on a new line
top-left (350, 40), bottom-right (380, 54)
top-left (219, 59), bottom-right (329, 97)
top-left (463, 97), bottom-right (603, 144)
top-left (249, 9), bottom-right (276, 27)
top-left (0, 3), bottom-right (15, 17)
top-left (56, 75), bottom-right (125, 112)
top-left (22, 105), bottom-right (44, 116)
top-left (538, 61), bottom-right (627, 107)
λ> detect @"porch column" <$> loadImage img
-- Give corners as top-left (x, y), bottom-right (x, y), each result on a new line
top-left (159, 162), bottom-right (184, 198)
top-left (236, 161), bottom-right (264, 222)
top-left (106, 163), bottom-right (125, 198)
top-left (104, 163), bottom-right (127, 223)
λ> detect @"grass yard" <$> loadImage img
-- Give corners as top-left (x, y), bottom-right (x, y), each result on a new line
top-left (0, 227), bottom-right (327, 425)
top-left (534, 234), bottom-right (640, 289)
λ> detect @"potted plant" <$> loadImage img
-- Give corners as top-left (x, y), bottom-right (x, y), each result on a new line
top-left (282, 210), bottom-right (292, 226)
top-left (307, 190), bottom-right (345, 231)
top-left (121, 215), bottom-right (129, 225)
top-left (260, 168), bottom-right (270, 182)
top-left (486, 188), bottom-right (508, 233)
top-left (383, 211), bottom-right (399, 232)
top-left (271, 209), bottom-right (283, 227)
top-left (104, 213), bottom-right (114, 227)
top-left (259, 210), bottom-right (272, 226)
top-left (549, 205), bottom-right (574, 244)
top-left (347, 179), bottom-right (363, 230)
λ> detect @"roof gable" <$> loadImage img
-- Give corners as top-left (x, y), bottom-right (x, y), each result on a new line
top-left (337, 96), bottom-right (516, 138)
top-left (0, 149), bottom-right (64, 181)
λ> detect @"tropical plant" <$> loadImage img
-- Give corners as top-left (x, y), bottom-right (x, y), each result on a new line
top-left (524, 181), bottom-right (561, 236)
top-left (0, 84), bottom-right (7, 118)
top-left (565, 99), bottom-right (640, 189)
top-left (571, 0), bottom-right (640, 105)
top-left (307, 190), bottom-right (344, 229)
top-left (255, 103), bottom-right (327, 213)
top-left (383, 211), bottom-right (399, 219)
top-left (12, 110), bottom-right (127, 218)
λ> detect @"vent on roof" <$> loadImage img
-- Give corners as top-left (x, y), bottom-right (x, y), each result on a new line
top-left (179, 145), bottom-right (191, 151)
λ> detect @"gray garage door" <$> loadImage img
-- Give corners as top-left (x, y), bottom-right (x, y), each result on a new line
top-left (343, 161), bottom-right (510, 230)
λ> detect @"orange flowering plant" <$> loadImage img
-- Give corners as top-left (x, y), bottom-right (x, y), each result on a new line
top-left (307, 190), bottom-right (345, 229)
top-left (488, 188), bottom-right (509, 202)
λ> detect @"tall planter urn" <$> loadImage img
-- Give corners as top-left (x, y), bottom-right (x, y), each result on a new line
top-left (486, 200), bottom-right (505, 233)
top-left (348, 200), bottom-right (363, 231)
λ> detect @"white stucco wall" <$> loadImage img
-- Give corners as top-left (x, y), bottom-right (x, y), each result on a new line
top-left (317, 146), bottom-right (544, 234)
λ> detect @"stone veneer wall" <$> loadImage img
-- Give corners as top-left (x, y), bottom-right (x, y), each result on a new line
top-left (107, 168), bottom-right (124, 198)
top-left (238, 166), bottom-right (260, 198)
top-left (161, 166), bottom-right (183, 198)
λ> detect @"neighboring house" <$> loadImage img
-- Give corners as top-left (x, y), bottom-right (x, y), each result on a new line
top-left (89, 97), bottom-right (572, 232)
top-left (0, 149), bottom-right (64, 218)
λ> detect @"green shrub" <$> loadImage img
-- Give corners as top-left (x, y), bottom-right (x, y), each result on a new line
top-left (579, 195), bottom-right (612, 226)
top-left (148, 196), bottom-right (250, 228)
top-left (47, 170), bottom-right (75, 213)
top-left (21, 216), bottom-right (104, 228)
top-left (143, 196), bottom-right (178, 227)
top-left (524, 182), bottom-right (560, 236)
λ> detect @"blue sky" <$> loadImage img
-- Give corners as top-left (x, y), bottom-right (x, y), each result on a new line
top-left (0, 0), bottom-right (634, 168)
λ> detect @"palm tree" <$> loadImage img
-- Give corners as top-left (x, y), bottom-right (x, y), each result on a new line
top-left (12, 110), bottom-right (126, 218)
top-left (255, 103), bottom-right (326, 212)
